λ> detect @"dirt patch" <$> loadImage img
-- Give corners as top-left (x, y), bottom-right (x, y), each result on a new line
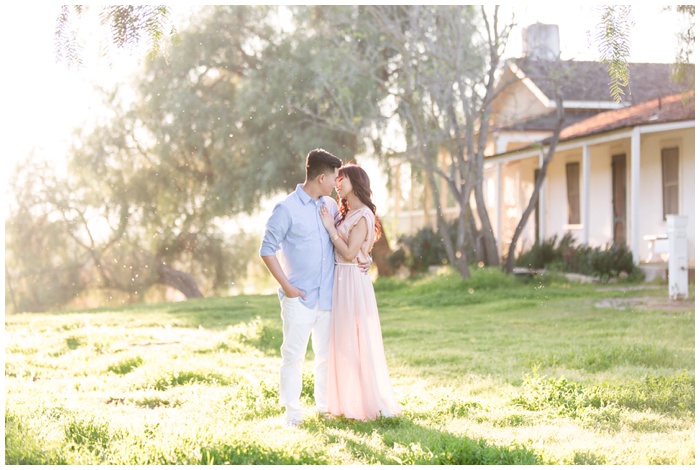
top-left (594, 296), bottom-right (695, 312)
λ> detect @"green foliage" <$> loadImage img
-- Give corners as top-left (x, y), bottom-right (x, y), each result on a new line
top-left (107, 356), bottom-right (144, 375)
top-left (516, 233), bottom-right (641, 281)
top-left (5, 412), bottom-right (68, 465)
top-left (386, 246), bottom-right (407, 272)
top-left (231, 380), bottom-right (281, 420)
top-left (515, 235), bottom-right (559, 269)
top-left (540, 344), bottom-right (683, 372)
top-left (4, 158), bottom-right (88, 314)
top-left (571, 451), bottom-right (607, 465)
top-left (200, 439), bottom-right (330, 465)
top-left (65, 336), bottom-right (83, 350)
top-left (150, 370), bottom-right (230, 391)
top-left (234, 317), bottom-right (283, 355)
top-left (598, 372), bottom-right (695, 415)
top-left (4, 276), bottom-right (694, 464)
top-left (380, 433), bottom-right (541, 465)
top-left (10, 6), bottom-right (391, 314)
top-left (400, 227), bottom-right (450, 272)
top-left (395, 220), bottom-right (470, 273)
top-left (65, 417), bottom-right (114, 453)
top-left (672, 5), bottom-right (695, 86)
top-left (55, 5), bottom-right (179, 68)
top-left (588, 243), bottom-right (637, 280)
top-left (513, 369), bottom-right (694, 425)
top-left (596, 5), bottom-right (632, 103)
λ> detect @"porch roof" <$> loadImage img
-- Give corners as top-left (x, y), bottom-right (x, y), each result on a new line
top-left (492, 91), bottom-right (695, 157)
top-left (551, 90), bottom-right (695, 143)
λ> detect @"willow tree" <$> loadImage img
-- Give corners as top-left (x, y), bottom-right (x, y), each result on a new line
top-left (8, 6), bottom-right (393, 311)
top-left (340, 6), bottom-right (514, 279)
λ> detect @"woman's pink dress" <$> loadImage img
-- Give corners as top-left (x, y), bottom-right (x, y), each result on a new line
top-left (327, 207), bottom-right (401, 420)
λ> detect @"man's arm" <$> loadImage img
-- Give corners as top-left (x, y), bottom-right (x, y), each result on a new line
top-left (261, 255), bottom-right (306, 300)
top-left (260, 203), bottom-right (306, 299)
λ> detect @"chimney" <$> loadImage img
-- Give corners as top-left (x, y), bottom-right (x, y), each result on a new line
top-left (522, 23), bottom-right (560, 60)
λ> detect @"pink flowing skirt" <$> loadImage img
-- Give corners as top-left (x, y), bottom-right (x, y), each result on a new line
top-left (327, 264), bottom-right (401, 420)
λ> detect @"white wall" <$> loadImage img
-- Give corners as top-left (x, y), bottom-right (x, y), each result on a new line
top-left (638, 127), bottom-right (695, 262)
top-left (540, 128), bottom-right (695, 264)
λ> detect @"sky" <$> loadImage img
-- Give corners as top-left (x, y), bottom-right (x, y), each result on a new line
top-left (1, 4), bottom-right (690, 212)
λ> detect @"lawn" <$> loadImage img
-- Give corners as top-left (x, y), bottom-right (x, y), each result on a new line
top-left (4, 268), bottom-right (695, 465)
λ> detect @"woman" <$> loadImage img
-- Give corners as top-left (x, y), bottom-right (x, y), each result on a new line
top-left (319, 163), bottom-right (401, 421)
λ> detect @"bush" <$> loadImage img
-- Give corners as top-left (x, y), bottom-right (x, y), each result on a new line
top-left (515, 236), bottom-right (559, 270)
top-left (515, 233), bottom-right (640, 281)
top-left (396, 220), bottom-right (474, 274)
top-left (400, 227), bottom-right (449, 272)
top-left (588, 243), bottom-right (638, 281)
top-left (386, 247), bottom-right (407, 272)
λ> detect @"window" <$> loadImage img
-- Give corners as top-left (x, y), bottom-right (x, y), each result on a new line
top-left (661, 147), bottom-right (679, 220)
top-left (566, 162), bottom-right (580, 224)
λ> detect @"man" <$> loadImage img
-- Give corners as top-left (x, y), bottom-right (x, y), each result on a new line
top-left (260, 148), bottom-right (342, 428)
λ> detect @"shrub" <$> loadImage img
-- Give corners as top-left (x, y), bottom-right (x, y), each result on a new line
top-left (386, 246), bottom-right (407, 271)
top-left (396, 220), bottom-right (475, 273)
top-left (515, 233), bottom-right (641, 280)
top-left (400, 227), bottom-right (449, 272)
top-left (515, 236), bottom-right (559, 269)
top-left (588, 243), bottom-right (638, 280)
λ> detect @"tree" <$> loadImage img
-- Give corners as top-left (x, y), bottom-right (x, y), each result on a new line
top-left (10, 6), bottom-right (407, 312)
top-left (671, 5), bottom-right (695, 86)
top-left (54, 5), bottom-right (179, 68)
top-left (595, 5), bottom-right (695, 102)
top-left (595, 5), bottom-right (632, 104)
top-left (338, 6), bottom-right (514, 279)
top-left (5, 157), bottom-right (86, 312)
top-left (234, 5), bottom-right (399, 275)
top-left (255, 6), bottom-right (516, 280)
top-left (503, 92), bottom-right (565, 273)
top-left (67, 5), bottom-right (372, 299)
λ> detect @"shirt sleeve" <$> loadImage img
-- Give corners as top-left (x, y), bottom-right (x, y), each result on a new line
top-left (259, 202), bottom-right (291, 257)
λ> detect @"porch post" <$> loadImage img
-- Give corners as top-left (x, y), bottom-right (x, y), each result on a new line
top-left (582, 144), bottom-right (590, 245)
top-left (630, 127), bottom-right (641, 263)
top-left (538, 150), bottom-right (546, 242)
top-left (496, 162), bottom-right (503, 255)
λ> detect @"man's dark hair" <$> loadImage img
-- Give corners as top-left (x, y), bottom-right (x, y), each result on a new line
top-left (306, 148), bottom-right (342, 180)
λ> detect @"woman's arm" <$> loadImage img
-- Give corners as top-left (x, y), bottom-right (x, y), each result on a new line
top-left (330, 217), bottom-right (368, 261)
top-left (320, 206), bottom-right (368, 262)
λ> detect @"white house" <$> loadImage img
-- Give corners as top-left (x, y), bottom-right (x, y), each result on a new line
top-left (384, 23), bottom-right (695, 278)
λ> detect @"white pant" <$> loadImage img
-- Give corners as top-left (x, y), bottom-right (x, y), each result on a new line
top-left (279, 296), bottom-right (331, 419)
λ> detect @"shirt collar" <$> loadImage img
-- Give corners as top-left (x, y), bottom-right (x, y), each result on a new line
top-left (295, 184), bottom-right (317, 205)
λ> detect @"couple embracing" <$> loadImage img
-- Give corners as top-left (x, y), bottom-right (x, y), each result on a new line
top-left (260, 148), bottom-right (401, 427)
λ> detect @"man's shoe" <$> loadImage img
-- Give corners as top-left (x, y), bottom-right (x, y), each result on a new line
top-left (284, 417), bottom-right (303, 428)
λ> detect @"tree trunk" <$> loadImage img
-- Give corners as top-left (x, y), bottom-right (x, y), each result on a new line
top-left (371, 222), bottom-right (395, 277)
top-left (504, 92), bottom-right (565, 273)
top-left (157, 263), bottom-right (204, 298)
top-left (426, 162), bottom-right (471, 280)
top-left (473, 188), bottom-right (500, 266)
top-left (5, 265), bottom-right (18, 313)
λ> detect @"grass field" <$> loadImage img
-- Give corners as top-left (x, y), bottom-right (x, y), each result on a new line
top-left (5, 268), bottom-right (695, 465)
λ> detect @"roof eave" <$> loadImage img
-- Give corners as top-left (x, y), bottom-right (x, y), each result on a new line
top-left (486, 119), bottom-right (695, 163)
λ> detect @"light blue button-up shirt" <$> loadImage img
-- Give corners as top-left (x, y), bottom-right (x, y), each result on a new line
top-left (260, 184), bottom-right (338, 310)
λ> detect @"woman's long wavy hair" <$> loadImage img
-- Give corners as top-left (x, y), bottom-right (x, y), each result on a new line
top-left (336, 163), bottom-right (382, 241)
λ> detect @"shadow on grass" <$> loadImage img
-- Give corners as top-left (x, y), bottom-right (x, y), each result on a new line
top-left (49, 295), bottom-right (280, 331)
top-left (307, 415), bottom-right (543, 465)
top-left (163, 296), bottom-right (280, 329)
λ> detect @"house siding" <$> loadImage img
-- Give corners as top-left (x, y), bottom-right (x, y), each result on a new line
top-left (638, 128), bottom-right (695, 262)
